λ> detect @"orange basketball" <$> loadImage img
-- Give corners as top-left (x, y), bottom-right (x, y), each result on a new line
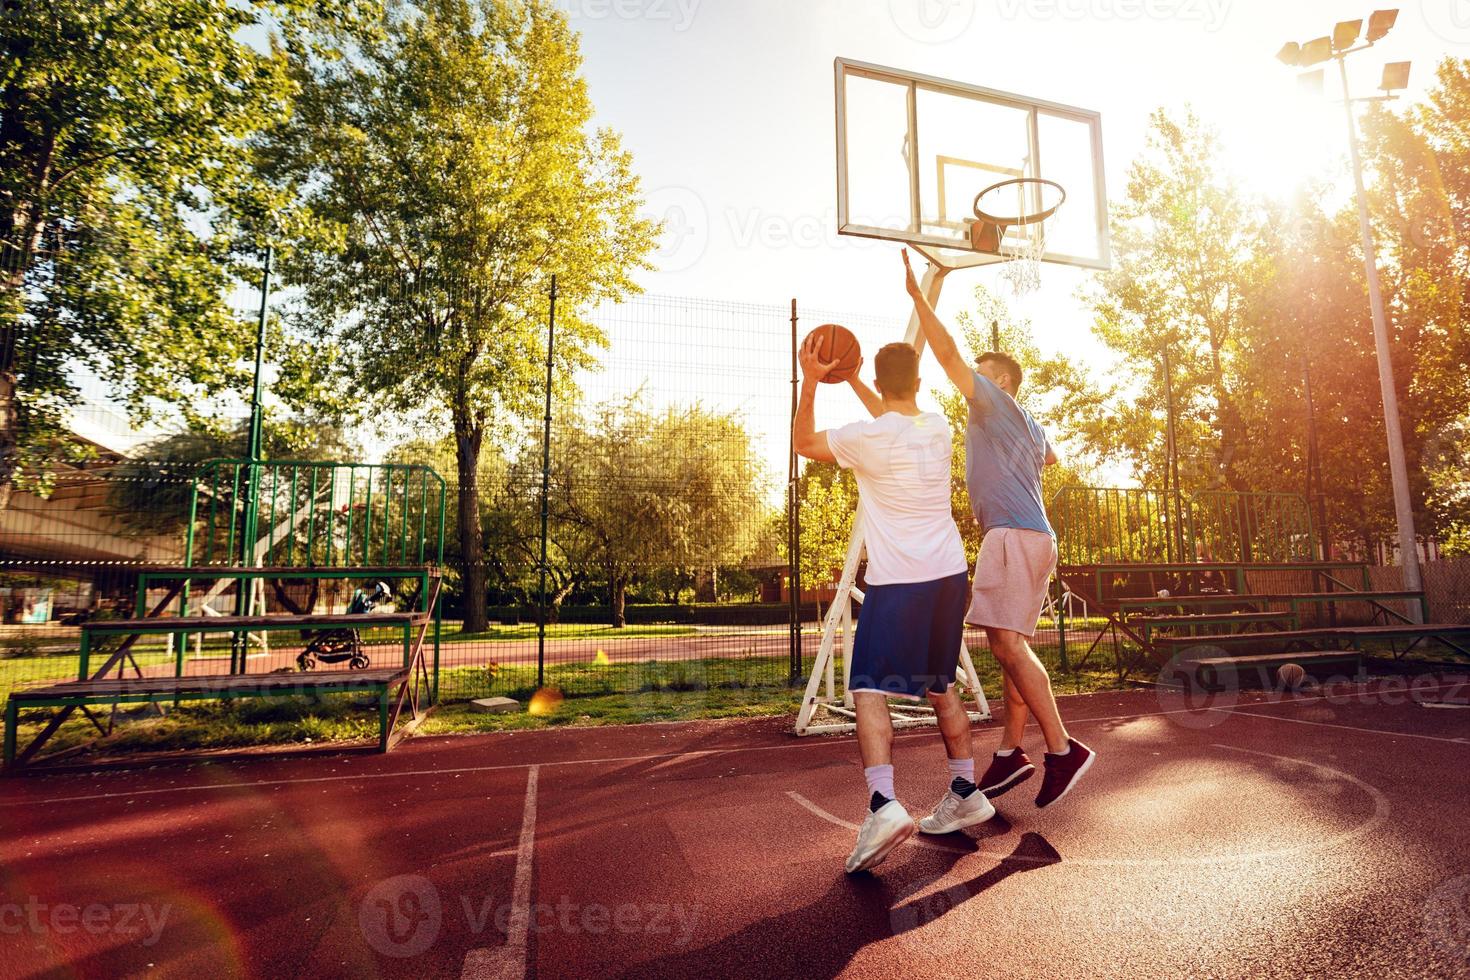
top-left (1278, 663), bottom-right (1306, 691)
top-left (807, 323), bottom-right (862, 384)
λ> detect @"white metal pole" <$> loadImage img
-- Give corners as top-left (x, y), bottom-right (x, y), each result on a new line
top-left (1336, 54), bottom-right (1424, 621)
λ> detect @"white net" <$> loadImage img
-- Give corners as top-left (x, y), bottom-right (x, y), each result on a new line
top-left (998, 220), bottom-right (1051, 295)
top-left (980, 179), bottom-right (1063, 296)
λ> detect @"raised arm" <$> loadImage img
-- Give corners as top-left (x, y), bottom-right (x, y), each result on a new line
top-left (846, 365), bottom-right (884, 419)
top-left (793, 334), bottom-right (838, 463)
top-left (902, 249), bottom-right (974, 400)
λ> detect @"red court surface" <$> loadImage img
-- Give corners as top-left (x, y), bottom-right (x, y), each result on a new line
top-left (3, 676), bottom-right (1469, 979)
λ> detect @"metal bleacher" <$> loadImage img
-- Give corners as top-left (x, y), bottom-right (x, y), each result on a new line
top-left (1048, 487), bottom-right (1469, 684)
top-left (4, 460), bottom-right (447, 770)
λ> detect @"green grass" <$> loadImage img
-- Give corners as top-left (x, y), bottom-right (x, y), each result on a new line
top-left (2, 649), bottom-right (1138, 763)
top-left (0, 648), bottom-right (180, 687)
top-left (1356, 637), bottom-right (1470, 665)
top-left (7, 694), bottom-right (389, 759)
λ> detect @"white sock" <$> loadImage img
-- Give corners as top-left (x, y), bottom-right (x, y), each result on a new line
top-left (864, 764), bottom-right (895, 802)
top-left (995, 747), bottom-right (1017, 758)
top-left (946, 757), bottom-right (975, 784)
top-left (1054, 741), bottom-right (1072, 756)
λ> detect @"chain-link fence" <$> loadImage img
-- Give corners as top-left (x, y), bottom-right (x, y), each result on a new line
top-left (0, 282), bottom-right (1145, 729)
top-left (0, 293), bottom-right (908, 715)
top-left (1369, 558), bottom-right (1470, 625)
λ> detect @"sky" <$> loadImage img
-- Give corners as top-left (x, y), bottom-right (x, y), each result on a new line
top-left (560, 0), bottom-right (1464, 434)
top-left (72, 0), bottom-right (1470, 471)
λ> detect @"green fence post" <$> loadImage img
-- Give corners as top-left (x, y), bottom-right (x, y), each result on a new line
top-left (1056, 577), bottom-right (1071, 673)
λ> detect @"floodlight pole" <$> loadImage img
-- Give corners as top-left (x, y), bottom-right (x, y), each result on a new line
top-left (1334, 51), bottom-right (1424, 617)
top-left (233, 246), bottom-right (272, 672)
top-left (537, 275), bottom-right (557, 689)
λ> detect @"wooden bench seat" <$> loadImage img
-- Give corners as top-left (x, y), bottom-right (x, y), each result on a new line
top-left (12, 668), bottom-right (408, 699)
top-left (1132, 611), bottom-right (1291, 626)
top-left (6, 574), bottom-right (443, 772)
top-left (5, 668), bottom-right (423, 769)
top-left (1131, 610), bottom-right (1296, 642)
top-left (1116, 590), bottom-right (1422, 609)
top-left (131, 565), bottom-right (440, 576)
top-left (83, 612), bottom-right (426, 633)
top-left (1182, 650), bottom-right (1363, 692)
top-left (1153, 624), bottom-right (1470, 661)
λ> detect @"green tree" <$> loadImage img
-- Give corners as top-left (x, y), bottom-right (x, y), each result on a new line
top-left (0, 0), bottom-right (363, 510)
top-left (1368, 64), bottom-right (1470, 547)
top-left (794, 462), bottom-right (856, 590)
top-left (1085, 109), bottom-right (1268, 491)
top-left (1235, 65), bottom-right (1470, 556)
top-left (112, 415), bottom-right (358, 536)
top-left (557, 398), bottom-right (769, 627)
top-left (261, 0), bottom-right (656, 632)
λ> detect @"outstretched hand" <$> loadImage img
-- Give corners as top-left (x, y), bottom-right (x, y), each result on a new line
top-left (799, 333), bottom-right (838, 384)
top-left (901, 248), bottom-right (924, 300)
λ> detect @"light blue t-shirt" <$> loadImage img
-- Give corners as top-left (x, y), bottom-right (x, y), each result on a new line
top-left (964, 371), bottom-right (1054, 537)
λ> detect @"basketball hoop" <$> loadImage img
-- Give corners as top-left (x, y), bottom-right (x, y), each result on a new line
top-left (968, 177), bottom-right (1067, 294)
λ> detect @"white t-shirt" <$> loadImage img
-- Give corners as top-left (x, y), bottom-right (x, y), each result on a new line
top-left (826, 411), bottom-right (968, 586)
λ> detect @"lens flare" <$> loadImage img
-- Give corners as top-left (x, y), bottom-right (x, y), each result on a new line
top-left (527, 687), bottom-right (564, 716)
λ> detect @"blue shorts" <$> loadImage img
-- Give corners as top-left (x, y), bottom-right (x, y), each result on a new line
top-left (849, 571), bottom-right (969, 700)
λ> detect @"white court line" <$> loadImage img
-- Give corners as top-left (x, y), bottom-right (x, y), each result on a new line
top-left (1208, 707), bottom-right (1470, 745)
top-left (461, 765), bottom-right (538, 980)
top-left (5, 680), bottom-right (1460, 809)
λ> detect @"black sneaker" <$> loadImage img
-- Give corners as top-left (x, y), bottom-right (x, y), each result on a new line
top-left (978, 750), bottom-right (1036, 799)
top-left (1034, 739), bottom-right (1096, 809)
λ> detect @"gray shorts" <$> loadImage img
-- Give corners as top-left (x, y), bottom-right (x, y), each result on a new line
top-left (965, 527), bottom-right (1057, 637)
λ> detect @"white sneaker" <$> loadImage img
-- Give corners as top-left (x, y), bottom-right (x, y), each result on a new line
top-left (844, 800), bottom-right (916, 873)
top-left (918, 786), bottom-right (997, 835)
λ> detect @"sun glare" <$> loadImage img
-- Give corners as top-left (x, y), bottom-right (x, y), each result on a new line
top-left (1211, 78), bottom-right (1345, 202)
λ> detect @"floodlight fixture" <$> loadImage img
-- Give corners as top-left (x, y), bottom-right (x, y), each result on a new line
top-left (1333, 19), bottom-right (1364, 51)
top-left (1366, 9), bottom-right (1398, 42)
top-left (1299, 37), bottom-right (1334, 67)
top-left (1276, 42), bottom-right (1302, 67)
top-left (1380, 61), bottom-right (1411, 92)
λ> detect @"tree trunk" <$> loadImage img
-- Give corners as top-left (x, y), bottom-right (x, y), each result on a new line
top-left (455, 418), bottom-right (489, 634)
top-left (270, 578), bottom-right (320, 615)
top-left (0, 368), bottom-right (16, 513)
top-left (0, 224), bottom-right (38, 514)
top-left (700, 566), bottom-right (718, 603)
top-left (548, 577), bottom-right (576, 625)
top-left (611, 574), bottom-right (627, 628)
top-left (1, 189), bottom-right (56, 512)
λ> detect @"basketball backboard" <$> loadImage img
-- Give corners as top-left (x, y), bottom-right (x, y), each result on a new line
top-left (834, 58), bottom-right (1111, 271)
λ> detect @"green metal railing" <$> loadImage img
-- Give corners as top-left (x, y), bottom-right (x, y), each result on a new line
top-left (1052, 487), bottom-right (1316, 566)
top-left (185, 460), bottom-right (447, 569)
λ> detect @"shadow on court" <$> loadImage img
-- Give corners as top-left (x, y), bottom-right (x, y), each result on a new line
top-left (626, 832), bottom-right (1062, 980)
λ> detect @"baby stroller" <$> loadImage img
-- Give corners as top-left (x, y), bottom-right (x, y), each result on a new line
top-left (297, 582), bottom-right (392, 671)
